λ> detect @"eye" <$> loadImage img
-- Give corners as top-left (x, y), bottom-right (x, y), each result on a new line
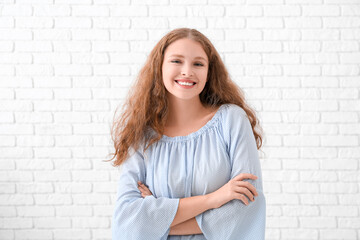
top-left (195, 62), bottom-right (204, 66)
top-left (171, 60), bottom-right (181, 64)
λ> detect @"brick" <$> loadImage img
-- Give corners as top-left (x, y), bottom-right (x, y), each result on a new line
top-left (0, 125), bottom-right (33, 135)
top-left (0, 30), bottom-right (32, 40)
top-left (263, 182), bottom-right (281, 193)
top-left (322, 112), bottom-right (358, 123)
top-left (301, 100), bottom-right (338, 111)
top-left (300, 171), bottom-right (337, 182)
top-left (283, 182), bottom-right (319, 193)
top-left (283, 136), bottom-right (320, 146)
top-left (56, 206), bottom-right (92, 217)
top-left (0, 53), bottom-right (32, 64)
top-left (17, 182), bottom-right (53, 193)
top-left (93, 205), bottom-right (113, 216)
top-left (35, 124), bottom-right (72, 135)
top-left (283, 206), bottom-right (319, 216)
top-left (300, 217), bottom-right (336, 228)
top-left (282, 112), bottom-right (320, 123)
top-left (93, 65), bottom-right (130, 76)
top-left (93, 182), bottom-right (117, 193)
top-left (34, 100), bottom-right (71, 111)
top-left (72, 100), bottom-right (110, 111)
top-left (15, 158), bottom-right (54, 170)
top-left (0, 41), bottom-right (13, 52)
top-left (54, 183), bottom-right (92, 193)
top-left (53, 159), bottom-right (92, 170)
top-left (339, 147), bottom-right (360, 158)
top-left (282, 229), bottom-right (318, 239)
top-left (15, 230), bottom-right (52, 239)
top-left (34, 218), bottom-right (71, 228)
top-left (340, 78), bottom-right (360, 88)
top-left (323, 64), bottom-right (359, 76)
top-left (320, 183), bottom-right (357, 194)
top-left (73, 124), bottom-right (110, 135)
top-left (34, 194), bottom-right (72, 205)
top-left (111, 6), bottom-right (147, 17)
top-left (72, 6), bottom-right (108, 17)
top-left (301, 124), bottom-right (338, 135)
top-left (340, 100), bottom-right (360, 111)
top-left (262, 100), bottom-right (300, 111)
top-left (1, 4), bottom-right (32, 16)
top-left (16, 17), bottom-right (53, 28)
top-left (34, 5), bottom-right (70, 16)
top-left (283, 160), bottom-right (319, 170)
top-left (0, 113), bottom-right (14, 123)
top-left (53, 41), bottom-right (91, 52)
top-left (93, 41), bottom-right (128, 52)
top-left (17, 206), bottom-right (55, 217)
top-left (0, 218), bottom-right (32, 228)
top-left (0, 207), bottom-right (16, 217)
top-left (285, 16), bottom-right (322, 28)
top-left (54, 112), bottom-right (91, 123)
top-left (72, 194), bottom-right (109, 205)
top-left (15, 112), bottom-right (53, 123)
top-left (72, 170), bottom-right (109, 181)
top-left (72, 217), bottom-right (110, 229)
top-left (0, 195), bottom-right (34, 205)
top-left (247, 18), bottom-right (283, 28)
top-left (266, 193), bottom-right (299, 205)
top-left (34, 171), bottom-right (71, 182)
top-left (320, 229), bottom-right (356, 240)
top-left (34, 147), bottom-right (71, 158)
top-left (267, 217), bottom-right (298, 228)
top-left (321, 206), bottom-right (358, 217)
top-left (0, 183), bottom-right (15, 193)
top-left (340, 194), bottom-right (360, 205)
top-left (300, 194), bottom-right (337, 205)
top-left (73, 77), bottom-right (109, 88)
top-left (303, 5), bottom-right (340, 16)
top-left (16, 65), bottom-right (53, 76)
top-left (0, 171), bottom-right (33, 182)
top-left (321, 136), bottom-right (358, 146)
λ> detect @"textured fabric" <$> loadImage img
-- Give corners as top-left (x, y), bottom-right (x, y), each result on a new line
top-left (112, 103), bottom-right (266, 240)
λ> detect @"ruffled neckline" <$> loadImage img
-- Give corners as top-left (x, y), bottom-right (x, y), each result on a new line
top-left (158, 104), bottom-right (228, 142)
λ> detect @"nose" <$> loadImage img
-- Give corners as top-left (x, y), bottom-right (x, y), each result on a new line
top-left (181, 63), bottom-right (193, 77)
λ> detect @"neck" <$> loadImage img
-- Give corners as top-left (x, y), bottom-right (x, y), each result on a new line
top-left (166, 95), bottom-right (206, 127)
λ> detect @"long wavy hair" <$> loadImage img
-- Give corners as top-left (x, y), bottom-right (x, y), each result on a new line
top-left (107, 28), bottom-right (263, 167)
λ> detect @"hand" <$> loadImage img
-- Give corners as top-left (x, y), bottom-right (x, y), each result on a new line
top-left (137, 181), bottom-right (153, 198)
top-left (208, 173), bottom-right (258, 208)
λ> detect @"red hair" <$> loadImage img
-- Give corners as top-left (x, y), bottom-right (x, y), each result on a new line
top-left (107, 28), bottom-right (263, 167)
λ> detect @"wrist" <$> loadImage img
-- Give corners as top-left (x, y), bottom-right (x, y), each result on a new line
top-left (206, 192), bottom-right (219, 209)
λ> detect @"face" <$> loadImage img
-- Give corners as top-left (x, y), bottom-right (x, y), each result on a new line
top-left (162, 38), bottom-right (209, 101)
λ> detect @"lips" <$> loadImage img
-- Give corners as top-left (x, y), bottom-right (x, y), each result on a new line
top-left (175, 79), bottom-right (197, 84)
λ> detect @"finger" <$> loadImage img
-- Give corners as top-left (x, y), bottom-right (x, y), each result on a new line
top-left (234, 173), bottom-right (257, 181)
top-left (237, 181), bottom-right (258, 196)
top-left (236, 187), bottom-right (254, 201)
top-left (237, 194), bottom-right (249, 205)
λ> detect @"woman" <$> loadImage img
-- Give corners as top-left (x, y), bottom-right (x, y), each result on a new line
top-left (109, 28), bottom-right (266, 240)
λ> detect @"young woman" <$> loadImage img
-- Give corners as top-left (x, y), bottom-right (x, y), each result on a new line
top-left (109, 28), bottom-right (266, 240)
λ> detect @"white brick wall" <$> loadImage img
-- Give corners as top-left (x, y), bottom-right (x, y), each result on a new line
top-left (0, 0), bottom-right (359, 239)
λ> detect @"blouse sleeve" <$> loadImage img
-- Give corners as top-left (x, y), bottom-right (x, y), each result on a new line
top-left (195, 105), bottom-right (266, 240)
top-left (111, 147), bottom-right (180, 240)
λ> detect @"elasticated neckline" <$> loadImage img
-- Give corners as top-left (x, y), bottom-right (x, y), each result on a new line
top-left (158, 104), bottom-right (228, 143)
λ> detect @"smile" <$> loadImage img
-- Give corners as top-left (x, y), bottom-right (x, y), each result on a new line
top-left (175, 80), bottom-right (197, 89)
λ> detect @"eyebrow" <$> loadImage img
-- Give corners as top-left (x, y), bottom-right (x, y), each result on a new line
top-left (168, 54), bottom-right (207, 62)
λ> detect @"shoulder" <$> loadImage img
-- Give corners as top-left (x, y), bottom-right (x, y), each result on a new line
top-left (221, 103), bottom-right (248, 122)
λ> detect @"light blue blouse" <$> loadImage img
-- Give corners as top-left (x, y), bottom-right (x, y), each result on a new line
top-left (112, 103), bottom-right (266, 240)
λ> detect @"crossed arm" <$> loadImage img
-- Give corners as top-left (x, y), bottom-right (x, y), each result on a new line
top-left (137, 175), bottom-right (258, 236)
top-left (137, 181), bottom-right (202, 235)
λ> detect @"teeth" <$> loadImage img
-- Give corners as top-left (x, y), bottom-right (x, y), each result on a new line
top-left (177, 81), bottom-right (195, 86)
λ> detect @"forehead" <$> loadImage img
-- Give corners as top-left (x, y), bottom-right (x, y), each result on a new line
top-left (164, 38), bottom-right (208, 61)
